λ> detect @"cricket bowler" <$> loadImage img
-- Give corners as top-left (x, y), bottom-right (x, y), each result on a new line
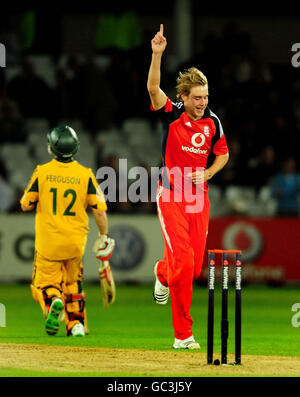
top-left (147, 25), bottom-right (229, 349)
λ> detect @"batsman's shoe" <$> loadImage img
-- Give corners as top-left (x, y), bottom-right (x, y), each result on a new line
top-left (153, 261), bottom-right (169, 304)
top-left (173, 336), bottom-right (200, 350)
top-left (45, 298), bottom-right (64, 336)
top-left (71, 323), bottom-right (85, 337)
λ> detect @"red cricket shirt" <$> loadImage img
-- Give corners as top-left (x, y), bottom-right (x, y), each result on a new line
top-left (151, 97), bottom-right (229, 194)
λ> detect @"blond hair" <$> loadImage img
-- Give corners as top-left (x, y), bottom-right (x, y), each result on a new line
top-left (176, 67), bottom-right (208, 99)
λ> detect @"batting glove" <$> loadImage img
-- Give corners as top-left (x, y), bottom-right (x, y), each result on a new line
top-left (93, 234), bottom-right (115, 261)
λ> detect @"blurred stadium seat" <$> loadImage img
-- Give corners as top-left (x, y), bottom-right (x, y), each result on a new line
top-left (33, 144), bottom-right (51, 164)
top-left (28, 130), bottom-right (48, 148)
top-left (1, 143), bottom-right (34, 190)
top-left (26, 118), bottom-right (50, 134)
top-left (208, 184), bottom-right (230, 217)
top-left (256, 186), bottom-right (277, 216)
top-left (76, 130), bottom-right (92, 148)
top-left (123, 118), bottom-right (152, 139)
top-left (0, 176), bottom-right (15, 212)
top-left (75, 146), bottom-right (96, 171)
top-left (225, 186), bottom-right (256, 215)
top-left (27, 55), bottom-right (56, 88)
top-left (96, 128), bottom-right (124, 147)
top-left (122, 118), bottom-right (161, 167)
top-left (1, 143), bottom-right (32, 172)
top-left (9, 162), bottom-right (35, 190)
top-left (223, 185), bottom-right (279, 216)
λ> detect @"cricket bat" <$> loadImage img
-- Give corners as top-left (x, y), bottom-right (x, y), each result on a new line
top-left (98, 259), bottom-right (116, 308)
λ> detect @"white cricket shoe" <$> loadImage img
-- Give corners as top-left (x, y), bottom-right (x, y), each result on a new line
top-left (71, 323), bottom-right (85, 337)
top-left (173, 336), bottom-right (200, 350)
top-left (153, 261), bottom-right (169, 304)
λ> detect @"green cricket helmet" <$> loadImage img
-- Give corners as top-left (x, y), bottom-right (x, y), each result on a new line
top-left (47, 125), bottom-right (80, 159)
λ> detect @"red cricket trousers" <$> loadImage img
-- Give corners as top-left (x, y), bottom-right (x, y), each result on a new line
top-left (156, 184), bottom-right (210, 340)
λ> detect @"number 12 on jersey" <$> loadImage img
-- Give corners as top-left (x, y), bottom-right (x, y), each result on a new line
top-left (50, 188), bottom-right (77, 216)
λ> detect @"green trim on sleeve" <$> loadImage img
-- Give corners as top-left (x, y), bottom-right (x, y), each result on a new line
top-left (87, 177), bottom-right (97, 194)
top-left (28, 178), bottom-right (39, 192)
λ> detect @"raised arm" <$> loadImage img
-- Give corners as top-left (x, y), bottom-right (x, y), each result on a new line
top-left (147, 24), bottom-right (168, 110)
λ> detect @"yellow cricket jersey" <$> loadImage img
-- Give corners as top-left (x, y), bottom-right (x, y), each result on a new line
top-left (20, 159), bottom-right (107, 260)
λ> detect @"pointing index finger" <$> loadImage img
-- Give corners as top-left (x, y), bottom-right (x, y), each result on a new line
top-left (160, 24), bottom-right (164, 36)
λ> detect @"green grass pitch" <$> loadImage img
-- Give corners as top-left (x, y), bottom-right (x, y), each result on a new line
top-left (0, 282), bottom-right (299, 377)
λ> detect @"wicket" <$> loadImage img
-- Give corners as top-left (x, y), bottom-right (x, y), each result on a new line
top-left (207, 249), bottom-right (242, 365)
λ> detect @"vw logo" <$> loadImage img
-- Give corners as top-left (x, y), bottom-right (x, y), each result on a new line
top-left (191, 133), bottom-right (205, 148)
top-left (109, 225), bottom-right (146, 271)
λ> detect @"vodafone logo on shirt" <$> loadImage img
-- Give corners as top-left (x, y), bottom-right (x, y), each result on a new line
top-left (181, 131), bottom-right (208, 154)
top-left (191, 132), bottom-right (205, 147)
top-left (182, 146), bottom-right (208, 154)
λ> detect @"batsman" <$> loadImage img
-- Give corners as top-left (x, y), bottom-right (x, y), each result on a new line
top-left (20, 126), bottom-right (116, 336)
